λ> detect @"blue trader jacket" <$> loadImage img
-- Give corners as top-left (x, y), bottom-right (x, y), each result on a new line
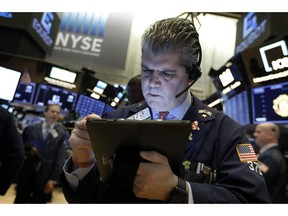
top-left (22, 121), bottom-right (66, 188)
top-left (62, 95), bottom-right (271, 203)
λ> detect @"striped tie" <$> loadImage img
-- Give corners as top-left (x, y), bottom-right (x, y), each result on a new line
top-left (158, 111), bottom-right (169, 120)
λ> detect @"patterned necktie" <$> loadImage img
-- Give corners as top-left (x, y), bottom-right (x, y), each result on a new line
top-left (158, 111), bottom-right (169, 120)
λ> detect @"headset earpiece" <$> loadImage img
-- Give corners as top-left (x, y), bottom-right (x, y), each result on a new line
top-left (189, 65), bottom-right (202, 81)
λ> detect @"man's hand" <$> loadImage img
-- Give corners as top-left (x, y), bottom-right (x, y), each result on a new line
top-left (68, 114), bottom-right (101, 165)
top-left (133, 151), bottom-right (178, 201)
top-left (44, 180), bottom-right (56, 193)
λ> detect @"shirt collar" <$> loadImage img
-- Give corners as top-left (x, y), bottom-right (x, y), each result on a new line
top-left (43, 121), bottom-right (56, 129)
top-left (152, 93), bottom-right (191, 120)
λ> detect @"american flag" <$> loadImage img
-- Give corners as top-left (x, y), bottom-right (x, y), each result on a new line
top-left (236, 144), bottom-right (258, 162)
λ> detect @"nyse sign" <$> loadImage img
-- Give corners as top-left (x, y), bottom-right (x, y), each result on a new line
top-left (54, 12), bottom-right (108, 57)
top-left (55, 33), bottom-right (103, 56)
top-left (50, 12), bottom-right (134, 70)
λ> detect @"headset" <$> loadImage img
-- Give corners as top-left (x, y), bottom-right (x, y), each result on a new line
top-left (188, 43), bottom-right (202, 81)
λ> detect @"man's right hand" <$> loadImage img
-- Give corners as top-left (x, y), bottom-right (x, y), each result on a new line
top-left (69, 114), bottom-right (101, 166)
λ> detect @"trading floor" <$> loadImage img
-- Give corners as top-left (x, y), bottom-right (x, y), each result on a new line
top-left (0, 184), bottom-right (67, 204)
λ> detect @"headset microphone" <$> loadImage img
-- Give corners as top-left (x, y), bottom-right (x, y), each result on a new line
top-left (175, 72), bottom-right (201, 98)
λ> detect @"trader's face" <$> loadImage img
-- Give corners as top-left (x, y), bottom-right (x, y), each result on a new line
top-left (44, 105), bottom-right (61, 125)
top-left (141, 51), bottom-right (190, 111)
top-left (253, 125), bottom-right (270, 147)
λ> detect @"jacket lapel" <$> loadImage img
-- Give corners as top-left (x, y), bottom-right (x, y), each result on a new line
top-left (182, 96), bottom-right (216, 159)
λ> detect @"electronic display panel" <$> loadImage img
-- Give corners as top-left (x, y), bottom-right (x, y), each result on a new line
top-left (209, 54), bottom-right (249, 101)
top-left (49, 66), bottom-right (77, 83)
top-left (223, 90), bottom-right (251, 126)
top-left (203, 92), bottom-right (223, 111)
top-left (13, 82), bottom-right (36, 104)
top-left (0, 12), bottom-right (61, 54)
top-left (235, 12), bottom-right (272, 54)
top-left (241, 34), bottom-right (288, 88)
top-left (0, 66), bottom-right (21, 101)
top-left (103, 104), bottom-right (115, 115)
top-left (74, 94), bottom-right (106, 117)
top-left (251, 81), bottom-right (288, 124)
top-left (34, 84), bottom-right (78, 112)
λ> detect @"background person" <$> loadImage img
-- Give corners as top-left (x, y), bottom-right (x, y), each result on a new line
top-left (61, 17), bottom-right (270, 203)
top-left (14, 104), bottom-right (67, 203)
top-left (0, 107), bottom-right (25, 196)
top-left (254, 122), bottom-right (288, 203)
top-left (126, 74), bottom-right (145, 105)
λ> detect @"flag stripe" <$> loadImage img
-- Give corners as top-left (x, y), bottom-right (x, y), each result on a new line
top-left (236, 144), bottom-right (258, 162)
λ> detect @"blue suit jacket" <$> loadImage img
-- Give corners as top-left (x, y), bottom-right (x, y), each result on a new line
top-left (22, 121), bottom-right (66, 187)
top-left (258, 146), bottom-right (287, 202)
top-left (62, 95), bottom-right (271, 203)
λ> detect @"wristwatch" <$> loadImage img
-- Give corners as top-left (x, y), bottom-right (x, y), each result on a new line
top-left (168, 177), bottom-right (188, 203)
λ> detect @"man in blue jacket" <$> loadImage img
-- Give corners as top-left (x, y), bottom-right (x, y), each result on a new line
top-left (15, 104), bottom-right (66, 203)
top-left (61, 17), bottom-right (271, 203)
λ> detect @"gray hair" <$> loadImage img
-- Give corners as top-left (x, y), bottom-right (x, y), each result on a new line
top-left (141, 17), bottom-right (201, 75)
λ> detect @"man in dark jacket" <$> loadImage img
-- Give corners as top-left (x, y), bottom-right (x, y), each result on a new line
top-left (61, 17), bottom-right (271, 203)
top-left (0, 107), bottom-right (25, 196)
top-left (14, 104), bottom-right (66, 203)
top-left (254, 122), bottom-right (288, 203)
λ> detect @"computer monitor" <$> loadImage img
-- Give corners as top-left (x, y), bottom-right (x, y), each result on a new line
top-left (49, 66), bottom-right (77, 83)
top-left (74, 94), bottom-right (106, 117)
top-left (223, 90), bottom-right (251, 125)
top-left (0, 66), bottom-right (21, 101)
top-left (103, 103), bottom-right (115, 115)
top-left (251, 81), bottom-right (288, 124)
top-left (13, 82), bottom-right (36, 104)
top-left (34, 84), bottom-right (78, 112)
top-left (241, 34), bottom-right (288, 88)
top-left (209, 54), bottom-right (249, 101)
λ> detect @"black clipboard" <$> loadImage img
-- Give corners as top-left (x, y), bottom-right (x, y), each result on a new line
top-left (86, 118), bottom-right (191, 182)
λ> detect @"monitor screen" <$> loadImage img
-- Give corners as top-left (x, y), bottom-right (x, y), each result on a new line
top-left (209, 54), bottom-right (249, 101)
top-left (223, 90), bottom-right (251, 125)
top-left (34, 84), bottom-right (78, 112)
top-left (0, 66), bottom-right (21, 101)
top-left (241, 34), bottom-right (288, 87)
top-left (103, 104), bottom-right (115, 115)
top-left (251, 81), bottom-right (288, 124)
top-left (13, 82), bottom-right (36, 104)
top-left (75, 94), bottom-right (106, 117)
top-left (49, 66), bottom-right (77, 83)
top-left (203, 92), bottom-right (223, 111)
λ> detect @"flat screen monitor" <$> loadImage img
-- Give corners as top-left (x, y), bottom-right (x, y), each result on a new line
top-left (241, 35), bottom-right (288, 88)
top-left (13, 82), bottom-right (36, 104)
top-left (34, 84), bottom-right (78, 112)
top-left (49, 66), bottom-right (77, 83)
top-left (75, 94), bottom-right (106, 117)
top-left (0, 66), bottom-right (21, 101)
top-left (103, 104), bottom-right (115, 115)
top-left (223, 90), bottom-right (251, 125)
top-left (251, 81), bottom-right (288, 124)
top-left (209, 54), bottom-right (249, 101)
